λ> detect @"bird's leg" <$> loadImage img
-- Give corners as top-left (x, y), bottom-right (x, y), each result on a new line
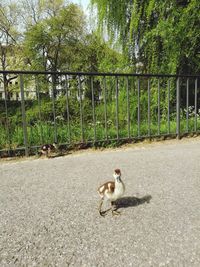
top-left (98, 198), bottom-right (105, 216)
top-left (98, 198), bottom-right (111, 217)
top-left (40, 150), bottom-right (44, 157)
top-left (111, 201), bottom-right (121, 216)
top-left (47, 148), bottom-right (51, 158)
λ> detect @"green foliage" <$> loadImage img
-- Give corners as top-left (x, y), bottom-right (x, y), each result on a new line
top-left (23, 3), bottom-right (86, 71)
top-left (77, 33), bottom-right (124, 72)
top-left (1, 82), bottom-right (200, 151)
top-left (92, 0), bottom-right (200, 74)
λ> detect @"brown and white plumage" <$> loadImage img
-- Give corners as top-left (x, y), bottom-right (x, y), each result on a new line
top-left (40, 143), bottom-right (58, 157)
top-left (97, 169), bottom-right (125, 216)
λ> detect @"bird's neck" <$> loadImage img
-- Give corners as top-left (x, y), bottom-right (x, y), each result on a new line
top-left (115, 176), bottom-right (122, 184)
top-left (114, 177), bottom-right (125, 194)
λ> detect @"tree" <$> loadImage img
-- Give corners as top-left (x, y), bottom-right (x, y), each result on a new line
top-left (23, 3), bottom-right (86, 72)
top-left (91, 0), bottom-right (200, 74)
top-left (76, 32), bottom-right (125, 103)
top-left (20, 0), bottom-right (69, 26)
top-left (78, 33), bottom-right (124, 73)
top-left (0, 2), bottom-right (22, 98)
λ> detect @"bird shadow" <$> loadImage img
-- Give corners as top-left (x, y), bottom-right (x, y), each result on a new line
top-left (114, 194), bottom-right (152, 209)
top-left (48, 151), bottom-right (72, 158)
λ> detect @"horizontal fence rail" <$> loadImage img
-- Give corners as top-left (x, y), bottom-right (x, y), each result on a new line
top-left (0, 70), bottom-right (200, 157)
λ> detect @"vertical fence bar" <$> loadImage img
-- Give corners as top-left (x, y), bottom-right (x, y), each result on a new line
top-left (91, 76), bottom-right (96, 142)
top-left (126, 77), bottom-right (130, 139)
top-left (3, 74), bottom-right (11, 155)
top-left (158, 78), bottom-right (160, 135)
top-left (148, 78), bottom-right (151, 137)
top-left (194, 78), bottom-right (197, 133)
top-left (186, 78), bottom-right (189, 133)
top-left (65, 75), bottom-right (71, 143)
top-left (137, 78), bottom-right (140, 137)
top-left (35, 75), bottom-right (43, 144)
top-left (167, 79), bottom-right (170, 134)
top-left (103, 76), bottom-right (108, 140)
top-left (78, 75), bottom-right (84, 142)
top-left (51, 74), bottom-right (58, 143)
top-left (115, 76), bottom-right (119, 140)
top-left (20, 74), bottom-right (29, 156)
top-left (176, 78), bottom-right (180, 139)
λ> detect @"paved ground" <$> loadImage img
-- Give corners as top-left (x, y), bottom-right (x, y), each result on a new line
top-left (0, 138), bottom-right (200, 267)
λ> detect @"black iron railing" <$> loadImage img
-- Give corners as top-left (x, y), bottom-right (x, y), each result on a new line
top-left (0, 70), bottom-right (200, 157)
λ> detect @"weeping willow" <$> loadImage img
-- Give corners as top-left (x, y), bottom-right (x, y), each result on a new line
top-left (91, 0), bottom-right (200, 74)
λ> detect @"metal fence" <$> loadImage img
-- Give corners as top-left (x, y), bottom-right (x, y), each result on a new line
top-left (0, 70), bottom-right (200, 157)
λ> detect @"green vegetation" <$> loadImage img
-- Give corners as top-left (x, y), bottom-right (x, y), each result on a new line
top-left (0, 0), bottom-right (200, 154)
top-left (1, 76), bottom-right (200, 151)
top-left (91, 0), bottom-right (200, 74)
top-left (1, 0), bottom-right (200, 74)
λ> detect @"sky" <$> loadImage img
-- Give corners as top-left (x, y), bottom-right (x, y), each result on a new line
top-left (71, 0), bottom-right (90, 13)
top-left (70, 0), bottom-right (97, 32)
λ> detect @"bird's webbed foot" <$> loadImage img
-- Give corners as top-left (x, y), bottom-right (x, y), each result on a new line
top-left (112, 209), bottom-right (121, 216)
top-left (111, 201), bottom-right (121, 216)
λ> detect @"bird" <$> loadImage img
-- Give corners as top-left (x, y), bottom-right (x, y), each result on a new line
top-left (40, 142), bottom-right (58, 158)
top-left (97, 169), bottom-right (125, 216)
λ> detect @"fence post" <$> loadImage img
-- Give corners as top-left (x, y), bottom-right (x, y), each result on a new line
top-left (186, 78), bottom-right (189, 133)
top-left (103, 76), bottom-right (108, 140)
top-left (51, 74), bottom-right (58, 143)
top-left (20, 74), bottom-right (29, 156)
top-left (35, 75), bottom-right (43, 144)
top-left (158, 78), bottom-right (160, 135)
top-left (78, 75), bottom-right (84, 143)
top-left (126, 77), bottom-right (130, 139)
top-left (137, 78), bottom-right (140, 137)
top-left (148, 78), bottom-right (151, 137)
top-left (91, 76), bottom-right (96, 143)
top-left (115, 76), bottom-right (119, 140)
top-left (65, 75), bottom-right (71, 144)
top-left (3, 74), bottom-right (12, 156)
top-left (167, 79), bottom-right (171, 134)
top-left (176, 77), bottom-right (180, 139)
top-left (194, 78), bottom-right (197, 133)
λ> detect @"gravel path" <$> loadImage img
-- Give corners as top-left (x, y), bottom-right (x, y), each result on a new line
top-left (0, 139), bottom-right (200, 267)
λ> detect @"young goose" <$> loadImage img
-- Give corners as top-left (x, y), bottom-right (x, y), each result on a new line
top-left (40, 142), bottom-right (58, 157)
top-left (97, 169), bottom-right (125, 216)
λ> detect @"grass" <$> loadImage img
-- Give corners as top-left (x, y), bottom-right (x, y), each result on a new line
top-left (1, 116), bottom-right (199, 151)
top-left (1, 94), bottom-right (200, 153)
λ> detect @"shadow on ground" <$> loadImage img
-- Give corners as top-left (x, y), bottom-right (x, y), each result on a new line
top-left (115, 195), bottom-right (152, 209)
top-left (48, 152), bottom-right (72, 158)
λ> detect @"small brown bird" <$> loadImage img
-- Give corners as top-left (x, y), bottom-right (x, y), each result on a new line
top-left (40, 143), bottom-right (58, 157)
top-left (97, 169), bottom-right (125, 216)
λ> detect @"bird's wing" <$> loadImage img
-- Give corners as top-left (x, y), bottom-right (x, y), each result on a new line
top-left (98, 181), bottom-right (115, 195)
